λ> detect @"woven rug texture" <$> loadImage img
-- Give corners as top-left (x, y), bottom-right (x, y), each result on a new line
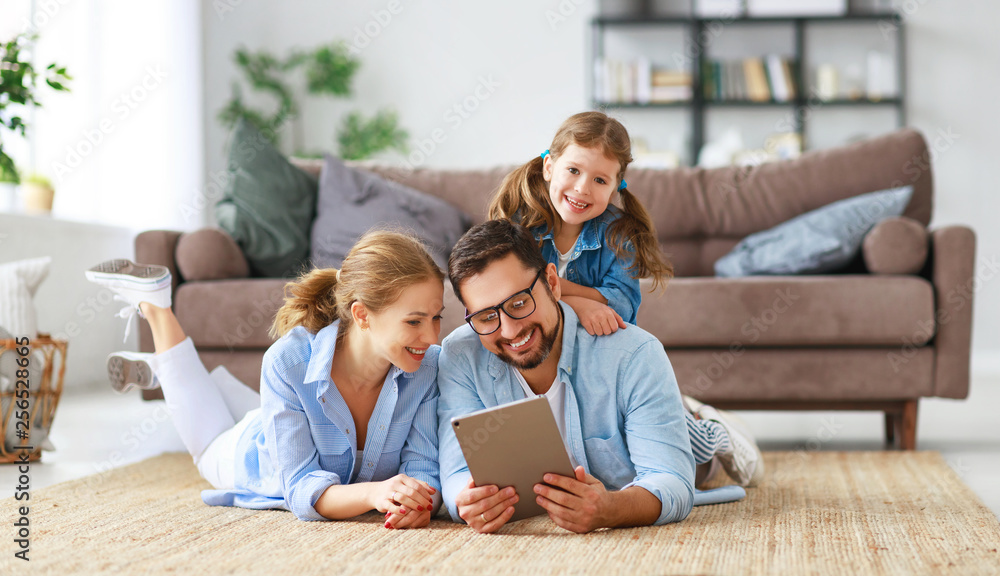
top-left (2, 451), bottom-right (999, 575)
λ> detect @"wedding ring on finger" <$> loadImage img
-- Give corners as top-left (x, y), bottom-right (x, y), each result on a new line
top-left (481, 513), bottom-right (487, 524)
top-left (392, 491), bottom-right (399, 504)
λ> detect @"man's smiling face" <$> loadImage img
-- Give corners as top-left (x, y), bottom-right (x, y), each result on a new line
top-left (459, 255), bottom-right (562, 370)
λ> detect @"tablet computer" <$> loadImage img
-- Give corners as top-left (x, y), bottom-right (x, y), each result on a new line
top-left (451, 395), bottom-right (575, 522)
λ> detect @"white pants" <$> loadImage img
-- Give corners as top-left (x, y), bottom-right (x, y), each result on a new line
top-left (148, 337), bottom-right (261, 490)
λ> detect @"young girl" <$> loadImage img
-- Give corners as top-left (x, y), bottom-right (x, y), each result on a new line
top-left (489, 110), bottom-right (672, 337)
top-left (489, 111), bottom-right (764, 488)
top-left (86, 230), bottom-right (443, 528)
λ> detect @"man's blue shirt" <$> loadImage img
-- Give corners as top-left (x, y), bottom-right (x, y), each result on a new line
top-left (437, 302), bottom-right (694, 526)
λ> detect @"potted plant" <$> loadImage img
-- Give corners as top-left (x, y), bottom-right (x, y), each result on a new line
top-left (218, 42), bottom-right (407, 160)
top-left (0, 32), bottom-right (71, 209)
top-left (21, 172), bottom-right (54, 214)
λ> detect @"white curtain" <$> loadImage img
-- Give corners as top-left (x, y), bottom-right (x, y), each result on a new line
top-left (11, 0), bottom-right (203, 231)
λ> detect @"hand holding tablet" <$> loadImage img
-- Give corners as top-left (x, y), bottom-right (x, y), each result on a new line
top-left (451, 396), bottom-right (575, 530)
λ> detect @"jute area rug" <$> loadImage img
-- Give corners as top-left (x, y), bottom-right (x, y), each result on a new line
top-left (3, 451), bottom-right (999, 575)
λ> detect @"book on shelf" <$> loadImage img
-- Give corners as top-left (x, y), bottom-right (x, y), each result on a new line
top-left (594, 57), bottom-right (692, 104)
top-left (703, 56), bottom-right (798, 103)
top-left (766, 54), bottom-right (790, 102)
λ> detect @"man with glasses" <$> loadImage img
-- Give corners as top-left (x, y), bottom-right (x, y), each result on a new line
top-left (437, 220), bottom-right (694, 534)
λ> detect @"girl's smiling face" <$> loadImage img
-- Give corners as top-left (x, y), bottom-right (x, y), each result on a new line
top-left (543, 143), bottom-right (620, 230)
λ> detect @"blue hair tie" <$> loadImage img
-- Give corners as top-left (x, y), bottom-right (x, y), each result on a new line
top-left (619, 180), bottom-right (627, 191)
top-left (540, 149), bottom-right (550, 160)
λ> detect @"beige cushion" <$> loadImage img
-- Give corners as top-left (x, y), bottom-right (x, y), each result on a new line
top-left (176, 228), bottom-right (250, 281)
top-left (863, 216), bottom-right (929, 275)
top-left (175, 279), bottom-right (285, 349)
top-left (671, 347), bottom-right (934, 402)
top-left (638, 275), bottom-right (935, 347)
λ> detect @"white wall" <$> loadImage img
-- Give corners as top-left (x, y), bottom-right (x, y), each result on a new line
top-left (0, 213), bottom-right (138, 391)
top-left (200, 0), bottom-right (998, 372)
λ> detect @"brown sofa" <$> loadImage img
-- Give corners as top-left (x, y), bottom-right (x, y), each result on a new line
top-left (137, 129), bottom-right (976, 450)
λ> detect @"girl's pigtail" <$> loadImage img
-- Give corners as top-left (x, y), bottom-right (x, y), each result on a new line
top-left (488, 156), bottom-right (556, 233)
top-left (607, 187), bottom-right (674, 292)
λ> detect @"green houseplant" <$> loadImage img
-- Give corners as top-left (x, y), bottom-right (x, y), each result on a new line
top-left (218, 42), bottom-right (406, 160)
top-left (0, 33), bottom-right (71, 184)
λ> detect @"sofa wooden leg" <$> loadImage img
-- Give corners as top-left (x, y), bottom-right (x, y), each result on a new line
top-left (899, 400), bottom-right (918, 450)
top-left (884, 412), bottom-right (897, 446)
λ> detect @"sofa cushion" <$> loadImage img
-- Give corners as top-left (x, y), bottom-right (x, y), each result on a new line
top-left (176, 228), bottom-right (250, 281)
top-left (862, 216), bottom-right (929, 275)
top-left (175, 279), bottom-right (287, 349)
top-left (638, 275), bottom-right (935, 347)
top-left (671, 347), bottom-right (934, 402)
top-left (215, 119), bottom-right (318, 278)
top-left (310, 154), bottom-right (472, 269)
top-left (714, 186), bottom-right (913, 276)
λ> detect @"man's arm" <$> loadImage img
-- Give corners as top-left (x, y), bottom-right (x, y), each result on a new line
top-left (617, 341), bottom-right (696, 525)
top-left (537, 340), bottom-right (694, 531)
top-left (436, 338), bottom-right (518, 530)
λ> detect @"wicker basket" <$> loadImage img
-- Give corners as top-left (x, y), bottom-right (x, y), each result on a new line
top-left (0, 334), bottom-right (67, 463)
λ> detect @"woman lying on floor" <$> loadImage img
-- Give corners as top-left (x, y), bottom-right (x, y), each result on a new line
top-left (86, 230), bottom-right (444, 529)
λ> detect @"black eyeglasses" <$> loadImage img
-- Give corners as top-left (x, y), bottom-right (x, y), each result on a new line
top-left (464, 269), bottom-right (544, 336)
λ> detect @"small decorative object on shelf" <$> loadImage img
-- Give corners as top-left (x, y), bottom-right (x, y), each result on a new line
top-left (695, 0), bottom-right (745, 18)
top-left (817, 63), bottom-right (839, 101)
top-left (591, 3), bottom-right (905, 164)
top-left (746, 0), bottom-right (847, 17)
top-left (0, 334), bottom-right (67, 463)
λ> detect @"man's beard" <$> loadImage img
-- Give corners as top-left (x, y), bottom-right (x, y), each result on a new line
top-left (495, 306), bottom-right (561, 371)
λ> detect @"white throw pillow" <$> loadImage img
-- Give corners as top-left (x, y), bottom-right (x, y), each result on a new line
top-left (0, 326), bottom-right (55, 452)
top-left (0, 256), bottom-right (51, 338)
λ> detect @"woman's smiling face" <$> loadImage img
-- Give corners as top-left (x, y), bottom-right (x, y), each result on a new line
top-left (365, 278), bottom-right (444, 373)
top-left (543, 143), bottom-right (620, 228)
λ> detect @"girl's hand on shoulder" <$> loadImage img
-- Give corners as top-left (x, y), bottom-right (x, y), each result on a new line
top-left (565, 297), bottom-right (627, 336)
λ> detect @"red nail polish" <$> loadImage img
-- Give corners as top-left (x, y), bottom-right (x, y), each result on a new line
top-left (384, 521), bottom-right (391, 528)
top-left (385, 512), bottom-right (391, 518)
top-left (417, 506), bottom-right (424, 512)
top-left (400, 507), bottom-right (407, 514)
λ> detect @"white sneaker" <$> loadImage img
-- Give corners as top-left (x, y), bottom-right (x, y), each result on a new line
top-left (106, 351), bottom-right (159, 393)
top-left (697, 405), bottom-right (765, 487)
top-left (85, 259), bottom-right (172, 342)
top-left (682, 395), bottom-right (706, 414)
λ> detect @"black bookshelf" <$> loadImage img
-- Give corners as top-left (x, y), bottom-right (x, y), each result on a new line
top-left (591, 10), bottom-right (906, 164)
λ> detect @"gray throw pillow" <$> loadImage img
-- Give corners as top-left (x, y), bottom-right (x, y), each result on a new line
top-left (310, 154), bottom-right (472, 270)
top-left (714, 185), bottom-right (914, 277)
top-left (215, 119), bottom-right (318, 278)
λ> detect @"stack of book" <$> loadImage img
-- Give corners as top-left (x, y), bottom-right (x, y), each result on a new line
top-left (650, 69), bottom-right (694, 103)
top-left (594, 58), bottom-right (692, 104)
top-left (702, 55), bottom-right (798, 102)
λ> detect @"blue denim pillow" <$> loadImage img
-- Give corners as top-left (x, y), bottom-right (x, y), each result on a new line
top-left (714, 185), bottom-right (914, 276)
